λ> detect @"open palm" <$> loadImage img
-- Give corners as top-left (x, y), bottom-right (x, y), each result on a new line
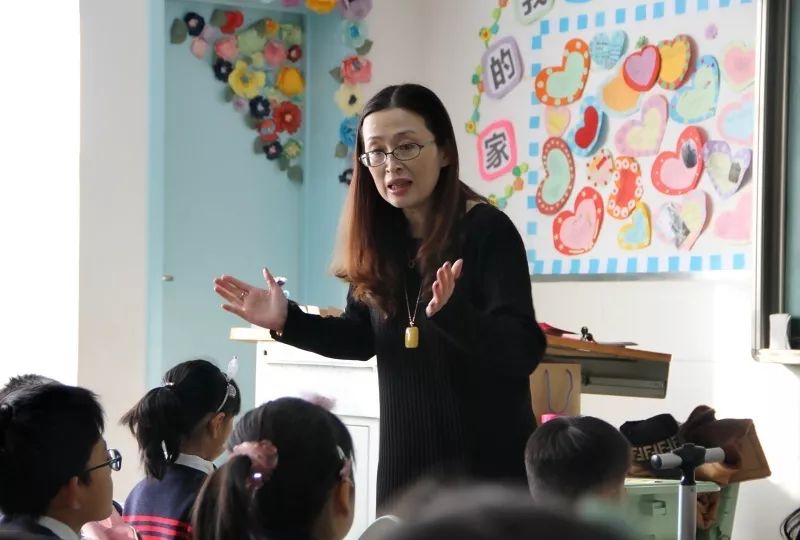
top-left (214, 268), bottom-right (288, 332)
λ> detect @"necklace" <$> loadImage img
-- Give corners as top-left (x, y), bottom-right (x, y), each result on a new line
top-left (403, 278), bottom-right (423, 349)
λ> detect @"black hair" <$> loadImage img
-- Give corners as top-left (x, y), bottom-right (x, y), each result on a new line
top-left (525, 416), bottom-right (632, 502)
top-left (783, 507), bottom-right (800, 539)
top-left (121, 359), bottom-right (241, 479)
top-left (385, 484), bottom-right (632, 540)
top-left (0, 383), bottom-right (104, 517)
top-left (0, 374), bottom-right (58, 401)
top-left (193, 397), bottom-right (355, 540)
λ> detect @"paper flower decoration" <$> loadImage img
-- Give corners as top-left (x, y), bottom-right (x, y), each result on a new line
top-left (273, 101), bottom-right (302, 134)
top-left (282, 138), bottom-right (303, 159)
top-left (334, 83), bottom-right (364, 115)
top-left (229, 61), bottom-right (267, 99)
top-left (337, 0), bottom-right (372, 20)
top-left (258, 118), bottom-right (279, 142)
top-left (339, 116), bottom-right (359, 149)
top-left (184, 12), bottom-right (205, 36)
top-left (214, 35), bottom-right (239, 61)
top-left (263, 40), bottom-right (287, 67)
top-left (264, 140), bottom-right (284, 160)
top-left (340, 55), bottom-right (372, 84)
top-left (287, 45), bottom-right (303, 63)
top-left (306, 0), bottom-right (337, 14)
top-left (213, 58), bottom-right (234, 82)
top-left (276, 67), bottom-right (305, 97)
top-left (341, 19), bottom-right (368, 49)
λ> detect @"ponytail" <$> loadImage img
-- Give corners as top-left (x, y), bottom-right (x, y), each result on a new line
top-left (121, 359), bottom-right (241, 479)
top-left (193, 455), bottom-right (256, 540)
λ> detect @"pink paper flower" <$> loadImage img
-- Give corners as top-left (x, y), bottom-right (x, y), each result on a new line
top-left (191, 37), bottom-right (209, 59)
top-left (340, 55), bottom-right (372, 84)
top-left (214, 35), bottom-right (239, 61)
top-left (263, 40), bottom-right (287, 67)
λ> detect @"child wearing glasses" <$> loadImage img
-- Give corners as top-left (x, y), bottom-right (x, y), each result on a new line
top-left (214, 83), bottom-right (546, 509)
top-left (192, 397), bottom-right (355, 540)
top-left (0, 382), bottom-right (121, 539)
top-left (121, 359), bottom-right (241, 540)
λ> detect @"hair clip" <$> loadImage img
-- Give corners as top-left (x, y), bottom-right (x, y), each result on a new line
top-left (301, 392), bottom-right (336, 411)
top-left (163, 381), bottom-right (175, 388)
top-left (336, 445), bottom-right (353, 481)
top-left (216, 357), bottom-right (239, 413)
top-left (233, 440), bottom-right (279, 494)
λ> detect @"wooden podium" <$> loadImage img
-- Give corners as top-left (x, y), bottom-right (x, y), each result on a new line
top-left (542, 336), bottom-right (671, 399)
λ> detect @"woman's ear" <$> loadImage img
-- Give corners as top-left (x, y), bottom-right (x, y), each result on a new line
top-left (438, 148), bottom-right (450, 168)
top-left (334, 477), bottom-right (355, 516)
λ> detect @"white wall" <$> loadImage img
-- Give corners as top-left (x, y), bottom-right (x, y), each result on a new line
top-left (418, 1), bottom-right (800, 537)
top-left (78, 0), bottom-right (150, 498)
top-left (0, 4), bottom-right (80, 386)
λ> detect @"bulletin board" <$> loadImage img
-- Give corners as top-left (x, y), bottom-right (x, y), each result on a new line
top-left (468, 0), bottom-right (758, 276)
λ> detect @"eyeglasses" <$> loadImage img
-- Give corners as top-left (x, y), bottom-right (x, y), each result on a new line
top-left (84, 448), bottom-right (122, 474)
top-left (359, 140), bottom-right (436, 167)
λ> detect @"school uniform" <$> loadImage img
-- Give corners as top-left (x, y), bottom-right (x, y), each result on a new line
top-left (0, 515), bottom-right (79, 539)
top-left (123, 454), bottom-right (213, 540)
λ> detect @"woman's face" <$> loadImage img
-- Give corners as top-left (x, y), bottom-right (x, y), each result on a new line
top-left (360, 108), bottom-right (449, 213)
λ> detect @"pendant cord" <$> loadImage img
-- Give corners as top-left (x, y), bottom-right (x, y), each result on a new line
top-left (404, 277), bottom-right (423, 327)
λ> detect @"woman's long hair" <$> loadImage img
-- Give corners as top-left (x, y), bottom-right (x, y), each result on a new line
top-left (332, 84), bottom-right (486, 316)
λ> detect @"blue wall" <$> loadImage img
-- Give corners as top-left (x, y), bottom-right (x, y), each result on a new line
top-left (148, 0), bottom-right (350, 409)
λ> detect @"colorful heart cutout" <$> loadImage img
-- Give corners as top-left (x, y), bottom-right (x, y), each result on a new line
top-left (654, 190), bottom-right (709, 250)
top-left (714, 188), bottom-right (752, 242)
top-left (567, 97), bottom-right (605, 157)
top-left (717, 92), bottom-right (754, 146)
top-left (535, 38), bottom-right (591, 106)
top-left (618, 202), bottom-right (652, 250)
top-left (651, 126), bottom-right (705, 195)
top-left (545, 106), bottom-right (571, 137)
top-left (607, 156), bottom-right (643, 220)
top-left (614, 94), bottom-right (668, 157)
top-left (721, 41), bottom-right (755, 92)
top-left (536, 138), bottom-right (576, 215)
top-left (670, 55), bottom-right (720, 124)
top-left (703, 141), bottom-right (752, 199)
top-left (553, 187), bottom-right (604, 255)
top-left (590, 30), bottom-right (627, 70)
top-left (599, 69), bottom-right (642, 117)
top-left (623, 45), bottom-right (661, 91)
top-left (657, 34), bottom-right (693, 90)
top-left (587, 148), bottom-right (614, 188)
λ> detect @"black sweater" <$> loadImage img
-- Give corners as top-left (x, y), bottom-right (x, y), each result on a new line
top-left (274, 204), bottom-right (546, 508)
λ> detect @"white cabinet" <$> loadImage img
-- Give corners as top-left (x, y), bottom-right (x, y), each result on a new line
top-left (247, 334), bottom-right (381, 540)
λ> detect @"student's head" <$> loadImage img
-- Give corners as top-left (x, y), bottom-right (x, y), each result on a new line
top-left (0, 373), bottom-right (58, 400)
top-left (0, 383), bottom-right (116, 530)
top-left (525, 416), bottom-right (632, 505)
top-left (193, 397), bottom-right (355, 540)
top-left (782, 506), bottom-right (800, 539)
top-left (121, 359), bottom-right (241, 479)
top-left (385, 484), bottom-right (631, 540)
top-left (335, 83), bottom-right (485, 315)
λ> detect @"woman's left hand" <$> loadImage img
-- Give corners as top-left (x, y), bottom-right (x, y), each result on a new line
top-left (426, 259), bottom-right (464, 318)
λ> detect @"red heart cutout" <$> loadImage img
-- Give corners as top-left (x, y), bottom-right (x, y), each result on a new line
top-left (574, 106), bottom-right (599, 149)
top-left (623, 45), bottom-right (661, 91)
top-left (607, 156), bottom-right (643, 220)
top-left (553, 187), bottom-right (604, 255)
top-left (651, 126), bottom-right (705, 195)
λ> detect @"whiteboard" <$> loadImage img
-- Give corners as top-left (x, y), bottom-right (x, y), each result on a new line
top-left (468, 0), bottom-right (758, 276)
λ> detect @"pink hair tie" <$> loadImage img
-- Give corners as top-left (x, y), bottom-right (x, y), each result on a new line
top-left (232, 440), bottom-right (279, 492)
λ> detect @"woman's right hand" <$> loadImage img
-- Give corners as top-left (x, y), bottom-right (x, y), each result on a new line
top-left (214, 268), bottom-right (289, 333)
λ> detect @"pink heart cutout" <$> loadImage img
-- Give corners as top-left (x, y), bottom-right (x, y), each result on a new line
top-left (623, 45), bottom-right (661, 91)
top-left (615, 95), bottom-right (668, 157)
top-left (651, 127), bottom-right (705, 195)
top-left (722, 42), bottom-right (755, 91)
top-left (714, 189), bottom-right (752, 242)
top-left (553, 187), bottom-right (604, 255)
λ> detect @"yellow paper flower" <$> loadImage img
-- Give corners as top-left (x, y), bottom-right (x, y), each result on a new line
top-left (465, 120), bottom-right (476, 134)
top-left (479, 27), bottom-right (491, 43)
top-left (334, 83), bottom-right (364, 116)
top-left (264, 18), bottom-right (280, 38)
top-left (229, 61), bottom-right (266, 99)
top-left (276, 67), bottom-right (305, 97)
top-left (305, 0), bottom-right (336, 14)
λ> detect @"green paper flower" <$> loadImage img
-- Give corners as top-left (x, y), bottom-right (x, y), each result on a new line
top-left (238, 27), bottom-right (268, 56)
top-left (281, 24), bottom-right (303, 47)
top-left (282, 138), bottom-right (303, 159)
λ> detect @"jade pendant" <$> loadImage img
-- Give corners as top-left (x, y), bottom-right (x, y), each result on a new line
top-left (405, 326), bottom-right (419, 349)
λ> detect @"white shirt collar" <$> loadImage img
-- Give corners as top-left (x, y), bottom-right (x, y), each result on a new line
top-left (175, 453), bottom-right (215, 475)
top-left (37, 516), bottom-right (80, 540)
